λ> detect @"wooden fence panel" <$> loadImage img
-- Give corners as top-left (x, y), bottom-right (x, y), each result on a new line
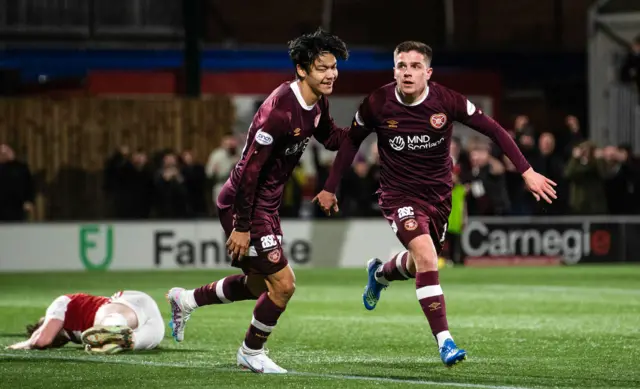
top-left (0, 96), bottom-right (234, 220)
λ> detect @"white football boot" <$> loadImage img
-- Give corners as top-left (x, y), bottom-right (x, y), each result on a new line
top-left (237, 343), bottom-right (287, 374)
top-left (166, 287), bottom-right (193, 342)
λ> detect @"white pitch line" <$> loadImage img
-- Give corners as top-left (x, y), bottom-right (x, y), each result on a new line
top-left (0, 352), bottom-right (533, 389)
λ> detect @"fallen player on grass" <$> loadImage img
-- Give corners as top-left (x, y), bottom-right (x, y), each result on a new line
top-left (6, 291), bottom-right (164, 354)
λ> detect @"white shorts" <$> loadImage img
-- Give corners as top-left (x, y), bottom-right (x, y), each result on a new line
top-left (108, 291), bottom-right (165, 350)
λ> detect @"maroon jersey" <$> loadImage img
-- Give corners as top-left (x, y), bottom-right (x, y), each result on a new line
top-left (218, 81), bottom-right (347, 231)
top-left (324, 82), bottom-right (530, 212)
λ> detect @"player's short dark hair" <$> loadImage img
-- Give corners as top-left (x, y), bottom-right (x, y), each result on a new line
top-left (394, 41), bottom-right (433, 65)
top-left (288, 28), bottom-right (349, 79)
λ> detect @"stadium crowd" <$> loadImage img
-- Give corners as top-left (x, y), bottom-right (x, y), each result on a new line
top-left (1, 114), bottom-right (639, 222)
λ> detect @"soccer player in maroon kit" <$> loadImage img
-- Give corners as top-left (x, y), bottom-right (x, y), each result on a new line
top-left (314, 41), bottom-right (557, 366)
top-left (167, 29), bottom-right (349, 374)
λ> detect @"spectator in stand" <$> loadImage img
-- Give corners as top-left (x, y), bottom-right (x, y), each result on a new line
top-left (180, 149), bottom-right (207, 217)
top-left (338, 153), bottom-right (379, 217)
top-left (103, 147), bottom-right (153, 219)
top-left (558, 115), bottom-right (584, 161)
top-left (564, 141), bottom-right (607, 215)
top-left (205, 134), bottom-right (241, 215)
top-left (504, 129), bottom-right (537, 215)
top-left (154, 153), bottom-right (190, 219)
top-left (531, 133), bottom-right (567, 214)
top-left (513, 115), bottom-right (536, 147)
top-left (450, 136), bottom-right (471, 182)
top-left (466, 142), bottom-right (510, 216)
top-left (600, 145), bottom-right (638, 215)
top-left (0, 144), bottom-right (34, 222)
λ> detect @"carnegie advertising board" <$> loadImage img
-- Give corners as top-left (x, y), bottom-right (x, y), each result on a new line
top-left (461, 218), bottom-right (622, 266)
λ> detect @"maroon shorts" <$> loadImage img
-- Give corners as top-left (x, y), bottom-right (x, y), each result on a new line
top-left (379, 201), bottom-right (449, 254)
top-left (218, 206), bottom-right (288, 276)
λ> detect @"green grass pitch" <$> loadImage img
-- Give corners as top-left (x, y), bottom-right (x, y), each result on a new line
top-left (1, 266), bottom-right (639, 388)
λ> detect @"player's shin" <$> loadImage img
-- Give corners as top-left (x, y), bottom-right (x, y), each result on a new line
top-left (375, 250), bottom-right (415, 285)
top-left (243, 292), bottom-right (286, 350)
top-left (190, 275), bottom-right (258, 308)
top-left (415, 270), bottom-right (452, 348)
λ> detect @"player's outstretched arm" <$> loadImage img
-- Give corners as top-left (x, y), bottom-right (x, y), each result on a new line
top-left (459, 100), bottom-right (557, 203)
top-left (7, 317), bottom-right (65, 350)
top-left (314, 111), bottom-right (372, 215)
top-left (313, 97), bottom-right (349, 151)
top-left (228, 112), bottom-right (287, 260)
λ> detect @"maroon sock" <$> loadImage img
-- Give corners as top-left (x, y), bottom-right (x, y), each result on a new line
top-left (415, 271), bottom-right (449, 336)
top-left (193, 275), bottom-right (257, 307)
top-left (244, 293), bottom-right (286, 350)
top-left (375, 251), bottom-right (414, 284)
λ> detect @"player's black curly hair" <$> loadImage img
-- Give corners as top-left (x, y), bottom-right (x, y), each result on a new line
top-left (287, 28), bottom-right (349, 79)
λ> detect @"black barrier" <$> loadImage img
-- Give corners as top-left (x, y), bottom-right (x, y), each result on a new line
top-left (460, 219), bottom-right (628, 265)
top-left (623, 223), bottom-right (640, 263)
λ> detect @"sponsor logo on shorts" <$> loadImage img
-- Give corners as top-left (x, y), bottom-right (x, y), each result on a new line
top-left (430, 113), bottom-right (447, 129)
top-left (267, 250), bottom-right (281, 263)
top-left (260, 235), bottom-right (278, 249)
top-left (397, 206), bottom-right (414, 220)
top-left (255, 129), bottom-right (274, 146)
top-left (404, 219), bottom-right (418, 231)
top-left (293, 128), bottom-right (301, 136)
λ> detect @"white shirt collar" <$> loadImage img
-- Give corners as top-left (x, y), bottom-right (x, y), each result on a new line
top-left (290, 81), bottom-right (316, 111)
top-left (395, 85), bottom-right (429, 106)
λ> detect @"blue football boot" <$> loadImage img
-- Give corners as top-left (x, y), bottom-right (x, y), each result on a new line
top-left (440, 338), bottom-right (467, 366)
top-left (363, 258), bottom-right (387, 310)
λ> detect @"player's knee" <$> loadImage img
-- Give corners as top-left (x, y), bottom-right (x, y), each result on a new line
top-left (274, 279), bottom-right (296, 302)
top-left (266, 265), bottom-right (296, 305)
top-left (408, 235), bottom-right (439, 271)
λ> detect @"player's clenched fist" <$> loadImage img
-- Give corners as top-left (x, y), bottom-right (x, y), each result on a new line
top-left (312, 190), bottom-right (339, 216)
top-left (227, 229), bottom-right (250, 261)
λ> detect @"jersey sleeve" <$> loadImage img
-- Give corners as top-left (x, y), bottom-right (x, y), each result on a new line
top-left (313, 97), bottom-right (348, 151)
top-left (233, 110), bottom-right (288, 232)
top-left (322, 95), bottom-right (377, 193)
top-left (451, 91), bottom-right (531, 174)
top-left (44, 295), bottom-right (71, 321)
